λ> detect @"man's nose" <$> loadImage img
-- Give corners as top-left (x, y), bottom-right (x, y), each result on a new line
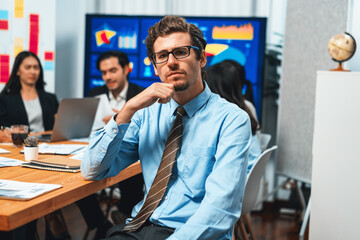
top-left (103, 72), bottom-right (111, 80)
top-left (167, 53), bottom-right (178, 66)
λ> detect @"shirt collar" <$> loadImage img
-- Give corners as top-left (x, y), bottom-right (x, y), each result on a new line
top-left (169, 81), bottom-right (211, 118)
top-left (109, 81), bottom-right (128, 101)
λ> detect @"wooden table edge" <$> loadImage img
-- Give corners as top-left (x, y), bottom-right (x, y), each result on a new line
top-left (0, 161), bottom-right (141, 231)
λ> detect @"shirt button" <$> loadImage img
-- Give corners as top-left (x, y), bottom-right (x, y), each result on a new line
top-left (164, 196), bottom-right (168, 200)
top-left (101, 149), bottom-right (105, 154)
top-left (153, 213), bottom-right (158, 218)
top-left (113, 128), bottom-right (117, 134)
top-left (120, 129), bottom-right (124, 134)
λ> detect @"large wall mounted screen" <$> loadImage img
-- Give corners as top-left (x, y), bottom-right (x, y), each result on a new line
top-left (84, 15), bottom-right (266, 118)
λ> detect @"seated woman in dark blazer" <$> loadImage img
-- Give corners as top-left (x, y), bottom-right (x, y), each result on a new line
top-left (0, 51), bottom-right (68, 240)
top-left (0, 51), bottom-right (111, 240)
top-left (0, 51), bottom-right (58, 132)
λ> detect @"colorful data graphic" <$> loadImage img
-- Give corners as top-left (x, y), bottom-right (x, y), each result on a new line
top-left (0, 10), bottom-right (9, 30)
top-left (118, 32), bottom-right (137, 49)
top-left (95, 28), bottom-right (116, 46)
top-left (0, 0), bottom-right (55, 91)
top-left (85, 15), bottom-right (266, 119)
top-left (212, 23), bottom-right (254, 40)
top-left (128, 62), bottom-right (133, 73)
top-left (0, 54), bottom-right (10, 83)
top-left (205, 44), bottom-right (246, 66)
top-left (14, 0), bottom-right (24, 18)
top-left (205, 44), bottom-right (229, 57)
top-left (14, 38), bottom-right (24, 57)
top-left (29, 14), bottom-right (39, 55)
top-left (44, 51), bottom-right (55, 71)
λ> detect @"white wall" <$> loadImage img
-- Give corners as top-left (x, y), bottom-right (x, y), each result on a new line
top-left (55, 0), bottom-right (98, 99)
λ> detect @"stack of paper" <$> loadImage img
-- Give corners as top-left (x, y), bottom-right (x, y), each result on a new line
top-left (37, 143), bottom-right (86, 155)
top-left (0, 156), bottom-right (24, 167)
top-left (0, 148), bottom-right (10, 154)
top-left (0, 179), bottom-right (62, 200)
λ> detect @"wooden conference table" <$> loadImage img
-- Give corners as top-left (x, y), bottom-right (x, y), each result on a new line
top-left (0, 141), bottom-right (141, 231)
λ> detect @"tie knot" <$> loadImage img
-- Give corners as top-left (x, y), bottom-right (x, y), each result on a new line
top-left (176, 106), bottom-right (186, 117)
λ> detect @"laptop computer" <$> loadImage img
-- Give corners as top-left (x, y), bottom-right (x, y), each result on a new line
top-left (37, 98), bottom-right (99, 142)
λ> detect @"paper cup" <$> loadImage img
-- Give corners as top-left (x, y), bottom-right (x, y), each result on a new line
top-left (24, 146), bottom-right (39, 161)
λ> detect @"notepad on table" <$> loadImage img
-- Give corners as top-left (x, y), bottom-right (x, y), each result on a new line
top-left (22, 156), bottom-right (81, 172)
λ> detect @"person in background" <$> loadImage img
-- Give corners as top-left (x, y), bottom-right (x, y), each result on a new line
top-left (89, 50), bottom-right (144, 126)
top-left (222, 59), bottom-right (258, 121)
top-left (206, 60), bottom-right (262, 174)
top-left (0, 51), bottom-right (68, 240)
top-left (78, 51), bottom-right (145, 228)
top-left (82, 16), bottom-right (251, 239)
top-left (222, 59), bottom-right (256, 108)
top-left (0, 51), bottom-right (58, 132)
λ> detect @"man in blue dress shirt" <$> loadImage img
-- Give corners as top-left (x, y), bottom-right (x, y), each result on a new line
top-left (81, 16), bottom-right (251, 240)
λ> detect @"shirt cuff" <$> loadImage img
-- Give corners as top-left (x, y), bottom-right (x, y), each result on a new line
top-left (104, 114), bottom-right (129, 139)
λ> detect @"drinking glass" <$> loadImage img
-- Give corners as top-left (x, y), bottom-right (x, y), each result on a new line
top-left (10, 125), bottom-right (29, 148)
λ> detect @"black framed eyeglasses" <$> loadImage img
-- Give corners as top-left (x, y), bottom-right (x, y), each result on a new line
top-left (151, 46), bottom-right (200, 64)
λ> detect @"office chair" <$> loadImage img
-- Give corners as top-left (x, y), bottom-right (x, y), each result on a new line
top-left (258, 133), bottom-right (272, 152)
top-left (253, 132), bottom-right (272, 211)
top-left (233, 146), bottom-right (278, 240)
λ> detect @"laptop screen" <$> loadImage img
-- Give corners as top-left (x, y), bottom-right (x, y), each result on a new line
top-left (40, 98), bottom-right (99, 142)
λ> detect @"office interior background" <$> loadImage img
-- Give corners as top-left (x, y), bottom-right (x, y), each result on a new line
top-left (56, 0), bottom-right (360, 202)
top-left (1, 0), bottom-right (359, 239)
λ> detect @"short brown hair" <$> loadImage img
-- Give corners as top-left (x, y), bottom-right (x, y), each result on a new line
top-left (145, 16), bottom-right (207, 60)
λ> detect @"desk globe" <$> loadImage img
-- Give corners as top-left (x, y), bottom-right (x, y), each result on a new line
top-left (328, 32), bottom-right (356, 71)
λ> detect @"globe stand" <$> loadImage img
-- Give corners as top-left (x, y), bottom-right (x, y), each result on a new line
top-left (330, 62), bottom-right (350, 72)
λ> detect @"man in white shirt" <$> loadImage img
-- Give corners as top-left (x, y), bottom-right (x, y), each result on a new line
top-left (89, 51), bottom-right (144, 128)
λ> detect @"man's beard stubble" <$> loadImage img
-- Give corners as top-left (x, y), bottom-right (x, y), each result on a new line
top-left (174, 82), bottom-right (189, 92)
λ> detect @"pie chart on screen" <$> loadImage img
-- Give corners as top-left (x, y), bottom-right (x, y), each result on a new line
top-left (205, 43), bottom-right (246, 66)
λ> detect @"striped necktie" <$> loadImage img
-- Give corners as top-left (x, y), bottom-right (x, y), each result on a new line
top-left (123, 106), bottom-right (186, 232)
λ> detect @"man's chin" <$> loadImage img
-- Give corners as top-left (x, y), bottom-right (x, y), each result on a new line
top-left (106, 84), bottom-right (117, 91)
top-left (174, 83), bottom-right (189, 92)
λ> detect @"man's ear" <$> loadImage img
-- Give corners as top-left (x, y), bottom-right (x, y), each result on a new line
top-left (124, 65), bottom-right (130, 75)
top-left (200, 51), bottom-right (207, 68)
top-left (153, 64), bottom-right (159, 77)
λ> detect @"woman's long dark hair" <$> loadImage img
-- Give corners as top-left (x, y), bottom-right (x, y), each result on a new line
top-left (0, 51), bottom-right (45, 96)
top-left (206, 61), bottom-right (259, 134)
top-left (222, 59), bottom-right (255, 105)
